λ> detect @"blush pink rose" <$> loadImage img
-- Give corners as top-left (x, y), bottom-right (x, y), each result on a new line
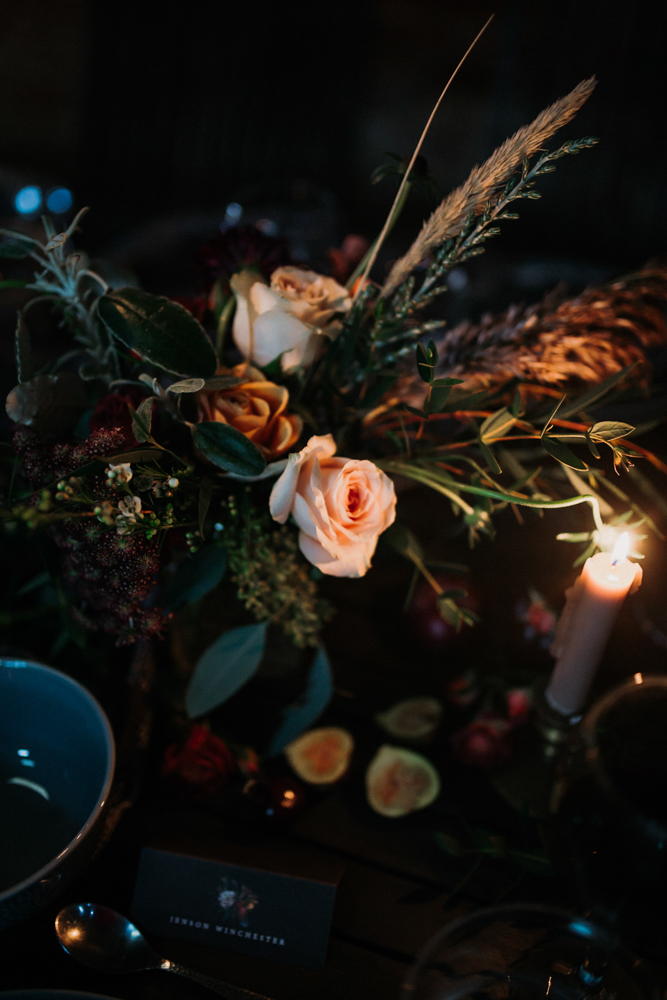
top-left (269, 434), bottom-right (396, 578)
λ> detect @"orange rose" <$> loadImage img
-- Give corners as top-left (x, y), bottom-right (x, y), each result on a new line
top-left (196, 364), bottom-right (302, 461)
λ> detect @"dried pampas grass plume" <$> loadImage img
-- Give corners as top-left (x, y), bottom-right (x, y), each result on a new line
top-left (382, 77), bottom-right (597, 297)
top-left (396, 266), bottom-right (667, 405)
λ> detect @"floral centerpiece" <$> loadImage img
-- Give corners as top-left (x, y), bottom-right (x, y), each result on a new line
top-left (2, 74), bottom-right (666, 770)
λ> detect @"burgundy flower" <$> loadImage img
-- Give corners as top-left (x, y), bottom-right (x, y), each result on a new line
top-left (89, 388), bottom-right (147, 448)
top-left (451, 712), bottom-right (513, 768)
top-left (14, 425), bottom-right (164, 644)
top-left (506, 687), bottom-right (533, 725)
top-left (326, 234), bottom-right (370, 285)
top-left (197, 225), bottom-right (291, 287)
top-left (163, 724), bottom-right (236, 800)
top-left (445, 669), bottom-right (480, 707)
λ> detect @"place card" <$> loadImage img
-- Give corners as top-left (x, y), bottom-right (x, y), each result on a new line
top-left (131, 843), bottom-right (342, 970)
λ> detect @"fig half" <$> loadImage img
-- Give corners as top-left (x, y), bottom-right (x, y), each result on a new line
top-left (285, 726), bottom-right (354, 784)
top-left (375, 696), bottom-right (443, 741)
top-left (366, 745), bottom-right (440, 817)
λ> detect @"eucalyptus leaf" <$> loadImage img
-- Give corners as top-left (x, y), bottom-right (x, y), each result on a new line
top-left (558, 363), bottom-right (637, 419)
top-left (14, 312), bottom-right (33, 383)
top-left (438, 596), bottom-right (461, 630)
top-left (426, 385), bottom-right (451, 413)
top-left (478, 441), bottom-right (502, 474)
top-left (185, 621), bottom-right (267, 718)
top-left (480, 407), bottom-right (516, 443)
top-left (202, 375), bottom-right (245, 390)
top-left (431, 377), bottom-right (465, 388)
top-left (97, 287), bottom-right (217, 377)
top-left (441, 389), bottom-right (490, 413)
top-left (104, 447), bottom-right (165, 463)
top-left (192, 421), bottom-right (266, 476)
top-left (131, 397), bottom-right (154, 443)
top-left (168, 378), bottom-right (206, 394)
top-left (585, 430), bottom-right (601, 458)
top-left (267, 645), bottom-right (333, 756)
top-left (539, 395), bottom-right (566, 435)
top-left (416, 342), bottom-right (433, 383)
top-left (589, 420), bottom-right (635, 441)
top-left (541, 436), bottom-right (588, 471)
top-left (161, 544), bottom-right (227, 613)
top-left (383, 521), bottom-right (425, 562)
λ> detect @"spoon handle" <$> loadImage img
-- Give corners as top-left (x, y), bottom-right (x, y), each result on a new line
top-left (164, 960), bottom-right (274, 1000)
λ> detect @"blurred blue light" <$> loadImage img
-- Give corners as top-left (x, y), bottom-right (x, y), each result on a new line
top-left (46, 187), bottom-right (73, 214)
top-left (569, 919), bottom-right (594, 937)
top-left (15, 186), bottom-right (42, 214)
top-left (256, 218), bottom-right (278, 236)
top-left (224, 202), bottom-right (243, 225)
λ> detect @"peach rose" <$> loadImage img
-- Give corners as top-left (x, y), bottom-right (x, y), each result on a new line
top-left (196, 363), bottom-right (301, 461)
top-left (269, 434), bottom-right (396, 578)
top-left (231, 266), bottom-right (351, 371)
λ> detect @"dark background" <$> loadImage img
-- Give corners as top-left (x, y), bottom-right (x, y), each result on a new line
top-left (1, 0), bottom-right (666, 306)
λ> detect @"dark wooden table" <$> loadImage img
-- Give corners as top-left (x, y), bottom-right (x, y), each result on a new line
top-left (0, 781), bottom-right (556, 1000)
top-left (5, 495), bottom-right (667, 998)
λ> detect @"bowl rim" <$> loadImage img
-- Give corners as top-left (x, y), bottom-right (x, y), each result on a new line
top-left (0, 658), bottom-right (116, 901)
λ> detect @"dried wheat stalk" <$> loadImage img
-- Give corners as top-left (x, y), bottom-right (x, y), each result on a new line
top-left (382, 77), bottom-right (596, 297)
top-left (397, 267), bottom-right (667, 405)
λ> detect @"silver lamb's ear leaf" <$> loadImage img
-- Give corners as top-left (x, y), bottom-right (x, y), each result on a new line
top-left (44, 232), bottom-right (68, 253)
top-left (185, 622), bottom-right (267, 718)
top-left (131, 396), bottom-right (154, 443)
top-left (168, 378), bottom-right (206, 394)
top-left (5, 372), bottom-right (86, 436)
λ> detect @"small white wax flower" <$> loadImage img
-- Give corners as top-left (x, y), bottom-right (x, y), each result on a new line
top-left (118, 495), bottom-right (142, 519)
top-left (107, 462), bottom-right (132, 483)
top-left (168, 477), bottom-right (179, 488)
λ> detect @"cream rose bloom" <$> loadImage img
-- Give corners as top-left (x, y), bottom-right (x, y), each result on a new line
top-left (231, 266), bottom-right (351, 371)
top-left (269, 434), bottom-right (396, 578)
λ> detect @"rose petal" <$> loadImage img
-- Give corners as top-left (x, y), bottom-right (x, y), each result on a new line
top-left (231, 293), bottom-right (252, 359)
top-left (269, 435), bottom-right (336, 524)
top-left (252, 307), bottom-right (311, 368)
top-left (299, 531), bottom-right (373, 578)
top-left (270, 451), bottom-right (303, 523)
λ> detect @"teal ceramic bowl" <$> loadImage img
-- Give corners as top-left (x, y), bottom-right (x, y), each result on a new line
top-left (0, 659), bottom-right (115, 929)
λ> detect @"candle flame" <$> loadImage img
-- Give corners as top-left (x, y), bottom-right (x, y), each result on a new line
top-left (634, 672), bottom-right (643, 684)
top-left (610, 531), bottom-right (630, 566)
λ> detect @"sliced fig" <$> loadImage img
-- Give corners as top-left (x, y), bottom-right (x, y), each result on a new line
top-left (375, 696), bottom-right (443, 741)
top-left (285, 726), bottom-right (354, 785)
top-left (366, 745), bottom-right (440, 818)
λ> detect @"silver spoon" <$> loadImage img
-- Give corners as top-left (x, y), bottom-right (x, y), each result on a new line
top-left (55, 902), bottom-right (274, 1000)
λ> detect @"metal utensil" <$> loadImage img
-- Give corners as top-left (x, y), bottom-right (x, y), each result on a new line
top-left (55, 902), bottom-right (273, 1000)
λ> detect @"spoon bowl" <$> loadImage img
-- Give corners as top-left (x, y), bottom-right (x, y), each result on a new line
top-left (56, 903), bottom-right (161, 974)
top-left (55, 903), bottom-right (273, 1000)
